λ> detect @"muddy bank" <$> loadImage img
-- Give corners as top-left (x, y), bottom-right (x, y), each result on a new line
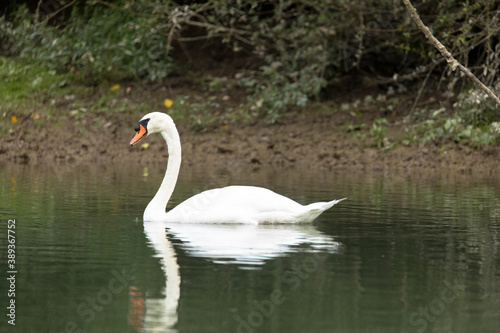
top-left (2, 111), bottom-right (500, 176)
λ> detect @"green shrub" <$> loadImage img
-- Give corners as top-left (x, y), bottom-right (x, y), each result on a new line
top-left (1, 0), bottom-right (499, 129)
top-left (453, 88), bottom-right (500, 128)
top-left (407, 89), bottom-right (500, 146)
top-left (0, 5), bottom-right (173, 83)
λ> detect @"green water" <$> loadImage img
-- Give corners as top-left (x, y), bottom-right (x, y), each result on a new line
top-left (1, 164), bottom-right (499, 333)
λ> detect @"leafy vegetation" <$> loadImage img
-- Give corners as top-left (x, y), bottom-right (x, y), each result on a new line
top-left (0, 57), bottom-right (77, 118)
top-left (0, 0), bottom-right (499, 145)
top-left (1, 5), bottom-right (173, 83)
top-left (405, 90), bottom-right (500, 146)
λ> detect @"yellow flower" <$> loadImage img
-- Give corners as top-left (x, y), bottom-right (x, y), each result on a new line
top-left (110, 84), bottom-right (120, 92)
top-left (164, 99), bottom-right (173, 108)
top-left (11, 116), bottom-right (18, 123)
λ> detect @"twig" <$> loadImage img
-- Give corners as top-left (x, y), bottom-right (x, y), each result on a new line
top-left (44, 0), bottom-right (78, 23)
top-left (165, 24), bottom-right (177, 57)
top-left (35, 0), bottom-right (43, 22)
top-left (410, 62), bottom-right (436, 114)
top-left (401, 0), bottom-right (500, 106)
top-left (177, 34), bottom-right (227, 42)
top-left (183, 19), bottom-right (252, 37)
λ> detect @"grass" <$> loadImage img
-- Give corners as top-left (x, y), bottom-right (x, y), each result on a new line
top-left (1, 58), bottom-right (62, 103)
top-left (0, 57), bottom-right (150, 120)
top-left (0, 57), bottom-right (83, 118)
top-left (0, 57), bottom-right (228, 134)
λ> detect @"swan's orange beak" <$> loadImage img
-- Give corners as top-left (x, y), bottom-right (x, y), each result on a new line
top-left (130, 124), bottom-right (147, 146)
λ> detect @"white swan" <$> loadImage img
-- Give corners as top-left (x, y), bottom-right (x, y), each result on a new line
top-left (130, 112), bottom-right (345, 223)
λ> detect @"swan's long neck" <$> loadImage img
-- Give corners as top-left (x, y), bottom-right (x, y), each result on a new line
top-left (144, 118), bottom-right (182, 221)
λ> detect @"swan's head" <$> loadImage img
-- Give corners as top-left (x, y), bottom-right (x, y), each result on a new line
top-left (130, 112), bottom-right (170, 146)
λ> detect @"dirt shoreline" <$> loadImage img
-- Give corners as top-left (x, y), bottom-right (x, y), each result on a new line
top-left (2, 111), bottom-right (500, 176)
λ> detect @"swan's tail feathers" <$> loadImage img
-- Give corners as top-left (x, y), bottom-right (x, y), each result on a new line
top-left (323, 197), bottom-right (347, 210)
top-left (299, 198), bottom-right (347, 222)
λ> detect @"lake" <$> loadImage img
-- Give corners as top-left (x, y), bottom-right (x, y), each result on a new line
top-left (1, 163), bottom-right (499, 333)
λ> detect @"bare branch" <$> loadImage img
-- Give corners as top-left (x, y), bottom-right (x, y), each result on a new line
top-left (44, 0), bottom-right (78, 23)
top-left (401, 0), bottom-right (500, 106)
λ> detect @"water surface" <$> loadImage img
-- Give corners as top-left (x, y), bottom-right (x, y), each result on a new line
top-left (1, 164), bottom-right (499, 333)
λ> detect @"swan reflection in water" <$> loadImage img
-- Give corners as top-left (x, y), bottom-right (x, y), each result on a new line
top-left (131, 222), bottom-right (343, 332)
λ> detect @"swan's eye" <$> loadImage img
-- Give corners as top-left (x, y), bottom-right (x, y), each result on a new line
top-left (134, 118), bottom-right (150, 132)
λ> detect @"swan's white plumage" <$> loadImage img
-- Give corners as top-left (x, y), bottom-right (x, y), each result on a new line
top-left (166, 185), bottom-right (345, 224)
top-left (132, 112), bottom-right (345, 223)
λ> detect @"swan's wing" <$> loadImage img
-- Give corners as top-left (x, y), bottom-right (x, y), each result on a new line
top-left (165, 186), bottom-right (304, 223)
